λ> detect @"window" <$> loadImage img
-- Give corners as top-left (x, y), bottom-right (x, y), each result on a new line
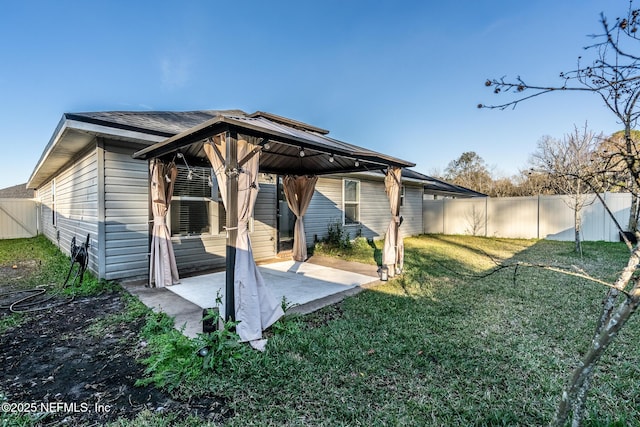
top-left (51, 179), bottom-right (57, 227)
top-left (343, 179), bottom-right (360, 225)
top-left (170, 165), bottom-right (224, 236)
top-left (400, 185), bottom-right (405, 207)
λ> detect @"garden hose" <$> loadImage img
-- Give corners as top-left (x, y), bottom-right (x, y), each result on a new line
top-left (1, 234), bottom-right (90, 314)
top-left (0, 285), bottom-right (74, 314)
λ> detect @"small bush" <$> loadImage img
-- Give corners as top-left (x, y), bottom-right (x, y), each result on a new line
top-left (325, 220), bottom-right (352, 249)
top-left (313, 218), bottom-right (380, 265)
top-left (269, 296), bottom-right (302, 336)
top-left (137, 309), bottom-right (248, 392)
top-left (195, 317), bottom-right (246, 373)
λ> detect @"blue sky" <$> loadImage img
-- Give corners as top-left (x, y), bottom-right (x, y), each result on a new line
top-left (0, 0), bottom-right (629, 189)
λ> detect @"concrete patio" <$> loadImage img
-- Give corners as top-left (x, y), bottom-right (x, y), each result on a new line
top-left (122, 255), bottom-right (381, 337)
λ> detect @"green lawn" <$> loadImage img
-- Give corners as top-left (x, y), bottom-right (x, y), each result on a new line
top-left (1, 235), bottom-right (638, 426)
top-left (215, 236), bottom-right (638, 426)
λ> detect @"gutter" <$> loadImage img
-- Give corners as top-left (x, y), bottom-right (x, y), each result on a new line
top-left (27, 115), bottom-right (167, 189)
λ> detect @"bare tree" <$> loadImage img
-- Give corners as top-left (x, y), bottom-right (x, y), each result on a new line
top-left (491, 176), bottom-right (518, 197)
top-left (482, 3), bottom-right (640, 426)
top-left (481, 4), bottom-right (640, 234)
top-left (464, 204), bottom-right (486, 236)
top-left (515, 169), bottom-right (555, 197)
top-left (594, 130), bottom-right (640, 228)
top-left (530, 125), bottom-right (604, 254)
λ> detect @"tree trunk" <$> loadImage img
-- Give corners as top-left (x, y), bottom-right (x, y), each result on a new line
top-left (551, 246), bottom-right (640, 426)
top-left (574, 208), bottom-right (582, 254)
top-left (624, 124), bottom-right (639, 233)
top-left (628, 192), bottom-right (638, 233)
top-left (552, 292), bottom-right (640, 426)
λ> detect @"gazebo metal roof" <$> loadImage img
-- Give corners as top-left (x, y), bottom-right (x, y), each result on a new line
top-left (132, 111), bottom-right (415, 174)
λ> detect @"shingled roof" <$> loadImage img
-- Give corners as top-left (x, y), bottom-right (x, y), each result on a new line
top-left (0, 183), bottom-right (34, 198)
top-left (28, 109), bottom-right (481, 198)
top-left (65, 110), bottom-right (247, 137)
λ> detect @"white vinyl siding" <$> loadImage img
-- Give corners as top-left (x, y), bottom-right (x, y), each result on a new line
top-left (41, 149), bottom-right (99, 275)
top-left (399, 185), bottom-right (423, 237)
top-left (304, 174), bottom-right (424, 245)
top-left (103, 146), bottom-right (150, 280)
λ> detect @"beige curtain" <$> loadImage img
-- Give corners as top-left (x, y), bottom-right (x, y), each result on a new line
top-left (149, 159), bottom-right (180, 287)
top-left (204, 136), bottom-right (284, 345)
top-left (282, 175), bottom-right (318, 262)
top-left (382, 166), bottom-right (404, 277)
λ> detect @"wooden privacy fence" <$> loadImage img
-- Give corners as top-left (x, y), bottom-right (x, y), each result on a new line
top-left (0, 199), bottom-right (40, 239)
top-left (423, 193), bottom-right (632, 242)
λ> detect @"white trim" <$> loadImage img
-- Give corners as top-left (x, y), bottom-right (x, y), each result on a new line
top-left (28, 118), bottom-right (167, 189)
top-left (342, 177), bottom-right (361, 226)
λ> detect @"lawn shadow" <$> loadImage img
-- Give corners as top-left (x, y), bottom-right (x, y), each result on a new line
top-left (367, 238), bottom-right (382, 266)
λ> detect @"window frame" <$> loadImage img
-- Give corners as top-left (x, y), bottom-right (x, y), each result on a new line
top-left (169, 165), bottom-right (223, 238)
top-left (342, 178), bottom-right (361, 226)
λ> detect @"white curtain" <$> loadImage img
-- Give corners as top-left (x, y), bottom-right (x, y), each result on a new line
top-left (282, 175), bottom-right (318, 262)
top-left (382, 166), bottom-right (404, 276)
top-left (204, 135), bottom-right (284, 345)
top-left (149, 159), bottom-right (180, 287)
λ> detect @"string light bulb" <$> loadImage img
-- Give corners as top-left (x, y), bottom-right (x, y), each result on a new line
top-left (329, 154), bottom-right (335, 163)
top-left (207, 175), bottom-right (213, 187)
top-left (299, 147), bottom-right (305, 157)
top-left (263, 142), bottom-right (271, 150)
top-left (354, 159), bottom-right (360, 167)
top-left (187, 170), bottom-right (193, 180)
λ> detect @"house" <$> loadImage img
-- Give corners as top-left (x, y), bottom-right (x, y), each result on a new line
top-left (26, 110), bottom-right (476, 282)
top-left (0, 183), bottom-right (34, 199)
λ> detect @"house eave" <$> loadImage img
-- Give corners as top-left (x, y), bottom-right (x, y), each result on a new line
top-left (27, 117), bottom-right (166, 189)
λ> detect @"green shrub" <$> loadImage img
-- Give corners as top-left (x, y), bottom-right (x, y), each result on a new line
top-left (137, 309), bottom-right (248, 392)
top-left (269, 296), bottom-right (302, 336)
top-left (194, 316), bottom-right (246, 373)
top-left (325, 220), bottom-right (351, 248)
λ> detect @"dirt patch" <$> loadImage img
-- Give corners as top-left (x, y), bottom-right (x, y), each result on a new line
top-left (0, 260), bottom-right (42, 288)
top-left (303, 303), bottom-right (345, 329)
top-left (0, 291), bottom-right (230, 425)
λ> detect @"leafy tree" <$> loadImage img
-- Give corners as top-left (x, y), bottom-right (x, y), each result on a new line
top-left (482, 3), bottom-right (640, 426)
top-left (444, 151), bottom-right (493, 194)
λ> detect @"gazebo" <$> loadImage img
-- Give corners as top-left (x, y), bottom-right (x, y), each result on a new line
top-left (133, 111), bottom-right (414, 347)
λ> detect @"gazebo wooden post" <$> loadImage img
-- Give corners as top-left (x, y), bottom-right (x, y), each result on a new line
top-left (225, 131), bottom-right (238, 321)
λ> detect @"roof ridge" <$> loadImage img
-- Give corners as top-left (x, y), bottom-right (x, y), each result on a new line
top-left (68, 109), bottom-right (247, 116)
